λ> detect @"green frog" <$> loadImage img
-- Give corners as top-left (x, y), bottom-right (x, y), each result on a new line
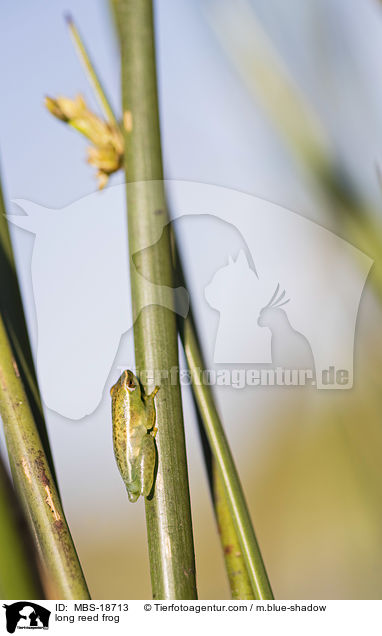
top-left (111, 370), bottom-right (159, 502)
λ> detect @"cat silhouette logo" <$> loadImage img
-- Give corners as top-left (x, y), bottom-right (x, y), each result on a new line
top-left (7, 181), bottom-right (372, 418)
top-left (2, 602), bottom-right (51, 633)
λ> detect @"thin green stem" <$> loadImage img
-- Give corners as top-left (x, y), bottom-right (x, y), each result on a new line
top-left (0, 314), bottom-right (90, 599)
top-left (0, 175), bottom-right (59, 491)
top-left (191, 395), bottom-right (255, 599)
top-left (117, 0), bottom-right (197, 599)
top-left (178, 306), bottom-right (273, 599)
top-left (212, 463), bottom-right (254, 599)
top-left (173, 234), bottom-right (272, 598)
top-left (0, 455), bottom-right (44, 599)
top-left (65, 14), bottom-right (119, 129)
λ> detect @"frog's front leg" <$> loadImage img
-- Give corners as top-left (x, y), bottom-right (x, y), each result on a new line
top-left (139, 434), bottom-right (157, 497)
top-left (144, 385), bottom-right (159, 437)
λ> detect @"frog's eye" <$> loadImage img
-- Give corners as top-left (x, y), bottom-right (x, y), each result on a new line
top-left (124, 371), bottom-right (136, 391)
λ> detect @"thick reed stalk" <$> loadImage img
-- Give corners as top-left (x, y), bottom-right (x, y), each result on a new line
top-left (117, 0), bottom-right (197, 599)
top-left (0, 455), bottom-right (44, 599)
top-left (62, 7), bottom-right (272, 599)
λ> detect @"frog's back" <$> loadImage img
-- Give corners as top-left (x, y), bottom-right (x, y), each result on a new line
top-left (111, 370), bottom-right (157, 502)
top-left (112, 394), bottom-right (147, 487)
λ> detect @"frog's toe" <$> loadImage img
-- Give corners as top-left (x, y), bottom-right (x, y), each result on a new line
top-left (127, 489), bottom-right (140, 503)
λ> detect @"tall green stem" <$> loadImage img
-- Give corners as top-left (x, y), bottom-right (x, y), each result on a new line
top-left (118, 0), bottom-right (197, 599)
top-left (60, 4), bottom-right (272, 599)
top-left (0, 314), bottom-right (90, 599)
top-left (0, 176), bottom-right (58, 491)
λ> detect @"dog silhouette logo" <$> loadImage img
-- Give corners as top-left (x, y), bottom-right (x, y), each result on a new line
top-left (2, 602), bottom-right (50, 633)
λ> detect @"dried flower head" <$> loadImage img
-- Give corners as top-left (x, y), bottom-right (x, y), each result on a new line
top-left (45, 94), bottom-right (124, 189)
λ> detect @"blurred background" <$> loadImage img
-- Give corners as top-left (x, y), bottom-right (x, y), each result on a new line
top-left (1, 0), bottom-right (382, 599)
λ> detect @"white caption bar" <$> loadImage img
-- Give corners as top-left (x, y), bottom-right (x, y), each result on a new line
top-left (0, 600), bottom-right (379, 635)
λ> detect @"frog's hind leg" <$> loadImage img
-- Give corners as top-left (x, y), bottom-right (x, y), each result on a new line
top-left (139, 435), bottom-right (157, 498)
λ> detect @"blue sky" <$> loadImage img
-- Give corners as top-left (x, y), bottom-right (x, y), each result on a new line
top-left (3, 0), bottom-right (382, 210)
top-left (2, 0), bottom-right (382, 523)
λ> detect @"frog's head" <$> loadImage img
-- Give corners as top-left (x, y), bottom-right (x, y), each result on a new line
top-left (110, 370), bottom-right (142, 400)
